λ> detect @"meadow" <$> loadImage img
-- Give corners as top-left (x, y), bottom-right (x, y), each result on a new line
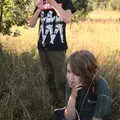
top-left (0, 10), bottom-right (120, 120)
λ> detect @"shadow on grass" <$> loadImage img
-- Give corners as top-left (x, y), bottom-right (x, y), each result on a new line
top-left (0, 48), bottom-right (53, 120)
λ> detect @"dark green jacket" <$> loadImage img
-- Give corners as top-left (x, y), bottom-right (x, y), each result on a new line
top-left (66, 77), bottom-right (112, 120)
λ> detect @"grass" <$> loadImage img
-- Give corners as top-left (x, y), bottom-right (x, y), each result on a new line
top-left (0, 10), bottom-right (120, 120)
top-left (88, 10), bottom-right (120, 19)
top-left (67, 22), bottom-right (120, 56)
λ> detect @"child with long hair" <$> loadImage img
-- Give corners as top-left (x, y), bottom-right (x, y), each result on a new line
top-left (64, 50), bottom-right (112, 120)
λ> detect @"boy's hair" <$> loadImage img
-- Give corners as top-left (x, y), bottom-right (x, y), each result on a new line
top-left (66, 50), bottom-right (98, 84)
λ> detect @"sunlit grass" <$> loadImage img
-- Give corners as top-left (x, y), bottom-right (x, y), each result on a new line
top-left (88, 10), bottom-right (120, 19)
top-left (1, 19), bottom-right (120, 57)
top-left (66, 22), bottom-right (120, 57)
top-left (0, 25), bottom-right (38, 54)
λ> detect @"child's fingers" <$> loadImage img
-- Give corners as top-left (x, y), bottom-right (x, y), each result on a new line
top-left (75, 83), bottom-right (84, 88)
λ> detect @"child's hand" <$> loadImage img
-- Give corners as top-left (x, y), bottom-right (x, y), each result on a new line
top-left (71, 83), bottom-right (83, 98)
top-left (70, 75), bottom-right (85, 98)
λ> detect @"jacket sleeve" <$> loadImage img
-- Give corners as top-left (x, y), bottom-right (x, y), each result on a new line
top-left (93, 79), bottom-right (112, 120)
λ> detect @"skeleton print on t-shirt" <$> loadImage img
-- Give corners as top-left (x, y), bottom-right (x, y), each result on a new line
top-left (37, 0), bottom-right (75, 50)
top-left (40, 10), bottom-right (64, 46)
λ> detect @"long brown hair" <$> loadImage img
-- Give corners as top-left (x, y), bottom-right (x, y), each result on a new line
top-left (66, 50), bottom-right (98, 85)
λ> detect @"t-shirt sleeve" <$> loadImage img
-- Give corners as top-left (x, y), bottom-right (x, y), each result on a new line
top-left (93, 79), bottom-right (112, 119)
top-left (62, 0), bottom-right (76, 13)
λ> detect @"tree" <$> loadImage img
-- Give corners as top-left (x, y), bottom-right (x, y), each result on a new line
top-left (0, 0), bottom-right (89, 35)
top-left (0, 0), bottom-right (32, 34)
top-left (72, 0), bottom-right (88, 12)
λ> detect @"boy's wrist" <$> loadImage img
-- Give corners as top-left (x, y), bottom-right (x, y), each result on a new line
top-left (36, 8), bottom-right (41, 14)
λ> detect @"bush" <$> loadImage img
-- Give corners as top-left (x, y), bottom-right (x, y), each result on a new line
top-left (111, 0), bottom-right (120, 10)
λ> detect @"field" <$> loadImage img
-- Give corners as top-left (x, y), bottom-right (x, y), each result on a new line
top-left (0, 10), bottom-right (120, 120)
top-left (1, 10), bottom-right (120, 56)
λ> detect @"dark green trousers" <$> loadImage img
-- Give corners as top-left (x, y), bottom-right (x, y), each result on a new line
top-left (39, 50), bottom-right (66, 107)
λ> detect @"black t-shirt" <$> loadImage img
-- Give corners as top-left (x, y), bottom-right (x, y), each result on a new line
top-left (35, 0), bottom-right (76, 51)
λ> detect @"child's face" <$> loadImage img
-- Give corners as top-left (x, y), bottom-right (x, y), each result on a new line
top-left (66, 64), bottom-right (84, 88)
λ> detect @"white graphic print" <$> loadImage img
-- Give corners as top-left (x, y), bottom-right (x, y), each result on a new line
top-left (41, 10), bottom-right (64, 46)
top-left (41, 11), bottom-right (47, 46)
top-left (46, 11), bottom-right (55, 44)
top-left (54, 16), bottom-right (64, 43)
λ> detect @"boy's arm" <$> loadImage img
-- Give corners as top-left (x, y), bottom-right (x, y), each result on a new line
top-left (28, 8), bottom-right (41, 27)
top-left (28, 0), bottom-right (44, 27)
top-left (48, 0), bottom-right (72, 23)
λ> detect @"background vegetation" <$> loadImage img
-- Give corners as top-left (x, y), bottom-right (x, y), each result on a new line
top-left (0, 0), bottom-right (120, 120)
top-left (0, 10), bottom-right (120, 120)
top-left (0, 0), bottom-right (120, 34)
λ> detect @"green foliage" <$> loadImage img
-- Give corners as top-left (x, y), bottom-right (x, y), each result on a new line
top-left (111, 0), bottom-right (120, 10)
top-left (0, 0), bottom-right (120, 35)
top-left (86, 0), bottom-right (120, 10)
top-left (71, 0), bottom-right (89, 22)
top-left (87, 0), bottom-right (109, 10)
top-left (72, 0), bottom-right (88, 11)
top-left (0, 0), bottom-right (32, 34)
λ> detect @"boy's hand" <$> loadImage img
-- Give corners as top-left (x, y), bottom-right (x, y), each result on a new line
top-left (47, 0), bottom-right (56, 5)
top-left (47, 0), bottom-right (72, 23)
top-left (27, 8), bottom-right (41, 27)
top-left (36, 0), bottom-right (43, 10)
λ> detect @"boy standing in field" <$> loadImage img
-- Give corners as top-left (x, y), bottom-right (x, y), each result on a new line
top-left (28, 0), bottom-right (76, 107)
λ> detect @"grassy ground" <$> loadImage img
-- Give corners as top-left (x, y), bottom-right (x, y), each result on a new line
top-left (0, 10), bottom-right (120, 120)
top-left (88, 10), bottom-right (120, 19)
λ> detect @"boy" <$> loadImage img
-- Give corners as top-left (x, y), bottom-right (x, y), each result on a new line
top-left (28, 0), bottom-right (76, 107)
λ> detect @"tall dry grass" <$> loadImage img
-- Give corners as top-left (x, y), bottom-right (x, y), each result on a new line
top-left (0, 10), bottom-right (120, 120)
